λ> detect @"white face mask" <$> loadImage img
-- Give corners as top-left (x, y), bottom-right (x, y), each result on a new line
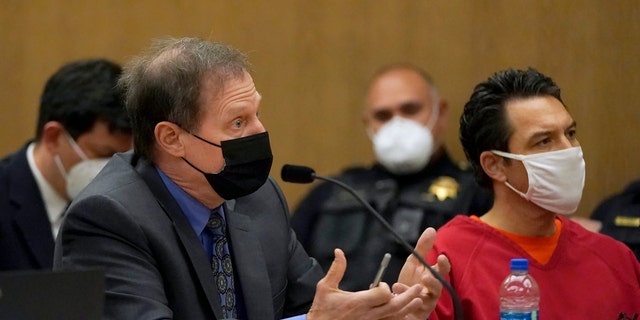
top-left (491, 146), bottom-right (586, 215)
top-left (54, 132), bottom-right (88, 177)
top-left (372, 117), bottom-right (435, 175)
top-left (53, 132), bottom-right (108, 199)
top-left (65, 158), bottom-right (110, 199)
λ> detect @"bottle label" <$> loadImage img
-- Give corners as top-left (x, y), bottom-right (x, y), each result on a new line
top-left (500, 310), bottom-right (538, 320)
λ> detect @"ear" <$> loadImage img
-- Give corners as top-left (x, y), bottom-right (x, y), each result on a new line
top-left (431, 99), bottom-right (449, 146)
top-left (437, 99), bottom-right (449, 119)
top-left (480, 150), bottom-right (507, 183)
top-left (154, 121), bottom-right (186, 157)
top-left (435, 99), bottom-right (449, 131)
top-left (362, 108), bottom-right (374, 130)
top-left (361, 109), bottom-right (378, 140)
top-left (40, 121), bottom-right (65, 154)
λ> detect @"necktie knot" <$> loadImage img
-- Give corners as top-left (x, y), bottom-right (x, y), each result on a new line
top-left (207, 209), bottom-right (226, 235)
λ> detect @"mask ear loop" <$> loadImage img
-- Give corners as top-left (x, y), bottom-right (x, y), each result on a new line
top-left (53, 154), bottom-right (68, 178)
top-left (64, 131), bottom-right (89, 161)
top-left (182, 129), bottom-right (226, 174)
top-left (54, 131), bottom-right (90, 178)
top-left (490, 150), bottom-right (531, 200)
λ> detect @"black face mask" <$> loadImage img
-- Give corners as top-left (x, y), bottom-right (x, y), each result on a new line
top-left (182, 131), bottom-right (273, 200)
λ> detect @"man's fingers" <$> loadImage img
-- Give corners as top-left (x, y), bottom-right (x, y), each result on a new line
top-left (320, 248), bottom-right (347, 289)
top-left (379, 284), bottom-right (423, 316)
top-left (411, 227), bottom-right (436, 261)
top-left (435, 254), bottom-right (451, 275)
top-left (366, 282), bottom-right (396, 306)
top-left (391, 282), bottom-right (409, 295)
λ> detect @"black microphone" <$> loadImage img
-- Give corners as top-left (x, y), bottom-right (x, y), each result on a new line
top-left (281, 164), bottom-right (315, 183)
top-left (281, 164), bottom-right (464, 320)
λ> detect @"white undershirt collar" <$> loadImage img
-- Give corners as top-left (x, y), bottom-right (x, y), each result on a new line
top-left (26, 142), bottom-right (68, 238)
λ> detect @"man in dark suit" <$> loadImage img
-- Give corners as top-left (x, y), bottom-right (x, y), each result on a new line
top-left (53, 37), bottom-right (450, 319)
top-left (0, 59), bottom-right (132, 271)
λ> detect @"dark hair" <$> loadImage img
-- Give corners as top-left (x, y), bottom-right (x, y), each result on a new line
top-left (118, 37), bottom-right (250, 161)
top-left (459, 68), bottom-right (563, 189)
top-left (36, 58), bottom-right (131, 140)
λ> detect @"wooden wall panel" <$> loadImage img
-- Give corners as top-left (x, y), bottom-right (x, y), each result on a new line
top-left (1, 1), bottom-right (638, 217)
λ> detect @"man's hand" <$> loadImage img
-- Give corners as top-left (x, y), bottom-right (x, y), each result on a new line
top-left (394, 227), bottom-right (451, 319)
top-left (307, 249), bottom-right (425, 320)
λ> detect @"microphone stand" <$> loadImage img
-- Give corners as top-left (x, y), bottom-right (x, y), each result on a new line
top-left (312, 173), bottom-right (465, 320)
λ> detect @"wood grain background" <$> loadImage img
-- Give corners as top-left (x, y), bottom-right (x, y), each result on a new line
top-left (1, 1), bottom-right (638, 217)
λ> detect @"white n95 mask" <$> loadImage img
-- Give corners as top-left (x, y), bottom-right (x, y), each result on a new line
top-left (53, 131), bottom-right (109, 199)
top-left (372, 117), bottom-right (435, 175)
top-left (54, 132), bottom-right (89, 179)
top-left (491, 146), bottom-right (585, 215)
top-left (66, 158), bottom-right (110, 199)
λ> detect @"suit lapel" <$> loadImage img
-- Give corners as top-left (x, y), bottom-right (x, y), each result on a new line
top-left (225, 200), bottom-right (275, 319)
top-left (9, 146), bottom-right (54, 268)
top-left (135, 157), bottom-right (225, 319)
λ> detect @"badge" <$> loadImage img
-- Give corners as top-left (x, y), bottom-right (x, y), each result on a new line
top-left (424, 176), bottom-right (459, 201)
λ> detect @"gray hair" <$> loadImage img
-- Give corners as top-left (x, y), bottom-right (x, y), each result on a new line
top-left (118, 37), bottom-right (251, 161)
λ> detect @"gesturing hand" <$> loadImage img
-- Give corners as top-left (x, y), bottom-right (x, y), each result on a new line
top-left (307, 248), bottom-right (425, 320)
top-left (394, 227), bottom-right (451, 319)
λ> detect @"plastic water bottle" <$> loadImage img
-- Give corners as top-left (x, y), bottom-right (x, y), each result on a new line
top-left (499, 258), bottom-right (540, 320)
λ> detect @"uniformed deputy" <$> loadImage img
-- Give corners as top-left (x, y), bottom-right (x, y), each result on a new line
top-left (291, 64), bottom-right (493, 291)
top-left (592, 179), bottom-right (640, 261)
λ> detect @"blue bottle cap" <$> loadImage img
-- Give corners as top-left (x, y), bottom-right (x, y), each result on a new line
top-left (510, 258), bottom-right (529, 271)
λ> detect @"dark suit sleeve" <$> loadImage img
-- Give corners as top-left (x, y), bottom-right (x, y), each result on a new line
top-left (265, 178), bottom-right (325, 318)
top-left (0, 145), bottom-right (55, 270)
top-left (282, 226), bottom-right (324, 317)
top-left (290, 181), bottom-right (333, 250)
top-left (54, 194), bottom-right (173, 320)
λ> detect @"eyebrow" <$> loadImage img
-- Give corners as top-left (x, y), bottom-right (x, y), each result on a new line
top-left (527, 120), bottom-right (577, 143)
top-left (563, 120), bottom-right (577, 132)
